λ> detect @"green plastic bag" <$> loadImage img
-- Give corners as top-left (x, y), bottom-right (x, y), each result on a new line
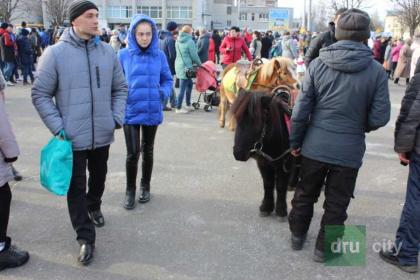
top-left (40, 130), bottom-right (73, 196)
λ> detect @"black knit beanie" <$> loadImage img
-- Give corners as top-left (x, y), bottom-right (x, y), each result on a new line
top-left (68, 0), bottom-right (98, 24)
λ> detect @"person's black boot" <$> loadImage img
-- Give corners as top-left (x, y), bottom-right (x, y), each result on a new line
top-left (138, 181), bottom-right (151, 203)
top-left (0, 238), bottom-right (30, 271)
top-left (88, 210), bottom-right (105, 227)
top-left (78, 242), bottom-right (94, 266)
top-left (379, 248), bottom-right (418, 274)
top-left (123, 185), bottom-right (136, 210)
top-left (291, 233), bottom-right (307, 251)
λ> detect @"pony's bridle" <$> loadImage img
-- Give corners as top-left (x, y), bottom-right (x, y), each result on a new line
top-left (249, 88), bottom-right (293, 167)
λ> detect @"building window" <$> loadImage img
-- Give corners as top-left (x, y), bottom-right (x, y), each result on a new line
top-left (107, 6), bottom-right (131, 18)
top-left (227, 6), bottom-right (232, 15)
top-left (259, 13), bottom-right (268, 22)
top-left (123, 6), bottom-right (132, 18)
top-left (137, 6), bottom-right (150, 16)
top-left (167, 6), bottom-right (192, 19)
top-left (240, 12), bottom-right (247, 21)
top-left (150, 6), bottom-right (162, 19)
top-left (251, 13), bottom-right (255, 21)
top-left (227, 20), bottom-right (231, 27)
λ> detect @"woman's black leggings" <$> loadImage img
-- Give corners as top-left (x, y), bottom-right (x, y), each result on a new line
top-left (0, 183), bottom-right (11, 242)
top-left (123, 125), bottom-right (158, 188)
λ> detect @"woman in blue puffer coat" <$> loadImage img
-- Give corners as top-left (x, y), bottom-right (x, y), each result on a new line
top-left (119, 14), bottom-right (173, 209)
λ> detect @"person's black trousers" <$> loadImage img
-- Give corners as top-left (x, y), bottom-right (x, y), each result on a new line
top-left (0, 183), bottom-right (12, 243)
top-left (67, 145), bottom-right (110, 245)
top-left (124, 125), bottom-right (158, 188)
top-left (288, 156), bottom-right (358, 251)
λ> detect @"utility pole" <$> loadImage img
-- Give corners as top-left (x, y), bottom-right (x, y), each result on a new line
top-left (308, 0), bottom-right (312, 31)
top-left (303, 0), bottom-right (306, 29)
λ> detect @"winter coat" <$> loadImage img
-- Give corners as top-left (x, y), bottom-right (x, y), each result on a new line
top-left (175, 31), bottom-right (202, 80)
top-left (290, 40), bottom-right (390, 168)
top-left (395, 59), bottom-right (420, 154)
top-left (219, 35), bottom-right (252, 65)
top-left (16, 34), bottom-right (33, 65)
top-left (281, 35), bottom-right (297, 60)
top-left (304, 27), bottom-right (336, 67)
top-left (394, 44), bottom-right (413, 79)
top-left (197, 33), bottom-right (211, 63)
top-left (250, 39), bottom-right (262, 58)
top-left (391, 43), bottom-right (403, 62)
top-left (159, 31), bottom-right (176, 75)
top-left (372, 39), bottom-right (382, 62)
top-left (0, 72), bottom-right (19, 187)
top-left (32, 27), bottom-right (128, 151)
top-left (410, 44), bottom-right (420, 78)
top-left (384, 44), bottom-right (393, 70)
top-left (0, 32), bottom-right (16, 62)
top-left (212, 32), bottom-right (222, 54)
top-left (208, 37), bottom-right (215, 62)
top-left (109, 35), bottom-right (121, 52)
top-left (261, 36), bottom-right (273, 59)
top-left (118, 14), bottom-right (173, 126)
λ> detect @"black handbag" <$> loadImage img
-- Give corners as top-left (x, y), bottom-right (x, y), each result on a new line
top-left (176, 42), bottom-right (197, 78)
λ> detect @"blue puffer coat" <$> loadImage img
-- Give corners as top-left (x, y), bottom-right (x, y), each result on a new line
top-left (119, 14), bottom-right (173, 126)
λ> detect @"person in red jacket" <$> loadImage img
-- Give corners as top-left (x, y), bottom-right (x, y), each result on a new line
top-left (208, 36), bottom-right (215, 63)
top-left (219, 26), bottom-right (252, 69)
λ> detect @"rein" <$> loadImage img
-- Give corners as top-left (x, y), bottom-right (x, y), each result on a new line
top-left (249, 89), bottom-right (293, 168)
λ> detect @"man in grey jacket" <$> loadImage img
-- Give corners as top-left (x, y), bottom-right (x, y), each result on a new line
top-left (288, 9), bottom-right (391, 262)
top-left (32, 0), bottom-right (127, 265)
top-left (379, 58), bottom-right (420, 274)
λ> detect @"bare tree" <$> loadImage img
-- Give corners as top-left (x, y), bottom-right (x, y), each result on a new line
top-left (329, 0), bottom-right (371, 13)
top-left (0, 0), bottom-right (23, 22)
top-left (392, 0), bottom-right (420, 37)
top-left (20, 0), bottom-right (42, 23)
top-left (44, 0), bottom-right (73, 27)
top-left (370, 11), bottom-right (384, 32)
top-left (311, 1), bottom-right (330, 32)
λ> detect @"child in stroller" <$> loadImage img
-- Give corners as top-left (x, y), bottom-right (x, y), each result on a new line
top-left (193, 61), bottom-right (220, 112)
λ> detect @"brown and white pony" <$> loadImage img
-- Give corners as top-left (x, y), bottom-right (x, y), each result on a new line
top-left (219, 57), bottom-right (298, 130)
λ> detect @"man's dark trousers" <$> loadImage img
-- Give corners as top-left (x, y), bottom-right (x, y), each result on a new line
top-left (67, 145), bottom-right (110, 245)
top-left (288, 156), bottom-right (359, 251)
top-left (395, 152), bottom-right (420, 266)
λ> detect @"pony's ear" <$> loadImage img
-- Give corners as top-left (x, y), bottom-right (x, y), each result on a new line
top-left (273, 59), bottom-right (281, 71)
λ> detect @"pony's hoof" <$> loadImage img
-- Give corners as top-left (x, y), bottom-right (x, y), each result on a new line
top-left (219, 122), bottom-right (225, 128)
top-left (277, 216), bottom-right (288, 223)
top-left (259, 211), bottom-right (271, 217)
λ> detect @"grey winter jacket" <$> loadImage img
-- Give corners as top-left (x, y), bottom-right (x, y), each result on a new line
top-left (395, 58), bottom-right (420, 154)
top-left (290, 40), bottom-right (391, 168)
top-left (32, 28), bottom-right (128, 151)
top-left (197, 33), bottom-right (211, 63)
top-left (0, 72), bottom-right (19, 187)
top-left (281, 35), bottom-right (297, 60)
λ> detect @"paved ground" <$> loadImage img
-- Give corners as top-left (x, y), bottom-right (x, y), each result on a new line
top-left (1, 81), bottom-right (418, 280)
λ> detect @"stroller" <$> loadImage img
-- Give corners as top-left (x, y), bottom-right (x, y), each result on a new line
top-left (192, 61), bottom-right (220, 112)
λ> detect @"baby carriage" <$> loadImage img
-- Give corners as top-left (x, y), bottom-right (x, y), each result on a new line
top-left (192, 61), bottom-right (220, 112)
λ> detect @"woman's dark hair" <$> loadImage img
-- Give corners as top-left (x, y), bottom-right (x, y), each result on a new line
top-left (230, 26), bottom-right (240, 33)
top-left (253, 31), bottom-right (261, 40)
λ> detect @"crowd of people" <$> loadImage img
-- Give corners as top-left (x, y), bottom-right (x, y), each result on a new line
top-left (0, 0), bottom-right (419, 275)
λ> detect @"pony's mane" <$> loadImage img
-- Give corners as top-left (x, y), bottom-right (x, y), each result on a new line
top-left (259, 57), bottom-right (297, 84)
